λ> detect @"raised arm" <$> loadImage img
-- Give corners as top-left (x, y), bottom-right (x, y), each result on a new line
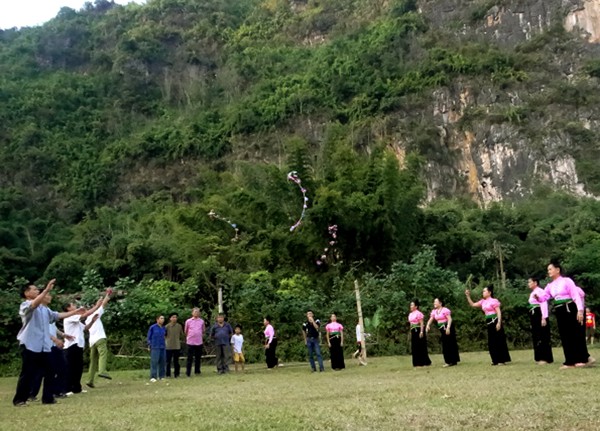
top-left (30, 279), bottom-right (56, 309)
top-left (100, 288), bottom-right (112, 309)
top-left (58, 306), bottom-right (85, 320)
top-left (81, 297), bottom-right (104, 319)
top-left (465, 290), bottom-right (480, 308)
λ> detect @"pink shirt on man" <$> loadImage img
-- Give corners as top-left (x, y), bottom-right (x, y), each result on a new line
top-left (408, 310), bottom-right (424, 325)
top-left (184, 317), bottom-right (205, 345)
top-left (528, 287), bottom-right (549, 319)
top-left (264, 324), bottom-right (275, 343)
top-left (538, 276), bottom-right (584, 311)
top-left (430, 307), bottom-right (451, 323)
top-left (325, 322), bottom-right (344, 333)
top-left (473, 298), bottom-right (501, 315)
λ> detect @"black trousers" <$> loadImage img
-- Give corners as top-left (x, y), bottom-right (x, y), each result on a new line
top-left (265, 338), bottom-right (278, 368)
top-left (410, 328), bottom-right (431, 367)
top-left (555, 302), bottom-right (589, 365)
top-left (166, 349), bottom-right (181, 377)
top-left (49, 346), bottom-right (67, 395)
top-left (529, 307), bottom-right (554, 363)
top-left (486, 319), bottom-right (511, 365)
top-left (65, 345), bottom-right (84, 393)
top-left (329, 336), bottom-right (345, 370)
top-left (13, 346), bottom-right (54, 405)
top-left (439, 324), bottom-right (460, 365)
top-left (186, 344), bottom-right (203, 376)
top-left (215, 345), bottom-right (230, 373)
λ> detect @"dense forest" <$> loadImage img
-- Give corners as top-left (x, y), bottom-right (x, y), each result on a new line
top-left (1, 0), bottom-right (600, 371)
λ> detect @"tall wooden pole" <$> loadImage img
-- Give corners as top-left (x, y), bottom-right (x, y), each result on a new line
top-left (218, 284), bottom-right (224, 313)
top-left (354, 279), bottom-right (367, 364)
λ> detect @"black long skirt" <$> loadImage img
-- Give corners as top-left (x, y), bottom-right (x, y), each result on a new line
top-left (265, 338), bottom-right (278, 368)
top-left (439, 324), bottom-right (460, 365)
top-left (554, 302), bottom-right (589, 366)
top-left (410, 328), bottom-right (431, 367)
top-left (329, 336), bottom-right (345, 370)
top-left (486, 319), bottom-right (511, 365)
top-left (529, 307), bottom-right (554, 363)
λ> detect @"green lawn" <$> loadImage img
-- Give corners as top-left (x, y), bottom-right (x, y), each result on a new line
top-left (1, 348), bottom-right (598, 430)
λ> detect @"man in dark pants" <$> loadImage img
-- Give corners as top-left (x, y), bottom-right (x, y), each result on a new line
top-left (210, 313), bottom-right (233, 374)
top-left (165, 313), bottom-right (184, 378)
top-left (303, 310), bottom-right (325, 372)
top-left (13, 279), bottom-right (83, 406)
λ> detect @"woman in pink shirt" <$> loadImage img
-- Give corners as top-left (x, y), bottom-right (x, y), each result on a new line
top-left (465, 286), bottom-right (511, 365)
top-left (535, 261), bottom-right (593, 369)
top-left (527, 277), bottom-right (553, 364)
top-left (426, 298), bottom-right (460, 367)
top-left (326, 313), bottom-right (345, 370)
top-left (408, 300), bottom-right (431, 368)
top-left (263, 316), bottom-right (278, 369)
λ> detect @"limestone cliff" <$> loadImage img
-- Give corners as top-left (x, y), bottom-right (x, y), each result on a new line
top-left (406, 0), bottom-right (600, 204)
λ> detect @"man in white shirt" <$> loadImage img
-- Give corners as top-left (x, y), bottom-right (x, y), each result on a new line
top-left (63, 295), bottom-right (103, 394)
top-left (85, 289), bottom-right (112, 388)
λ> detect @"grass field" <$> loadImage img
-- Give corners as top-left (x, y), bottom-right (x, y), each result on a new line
top-left (1, 348), bottom-right (598, 431)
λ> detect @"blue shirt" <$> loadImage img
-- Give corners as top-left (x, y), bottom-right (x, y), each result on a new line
top-left (147, 323), bottom-right (166, 349)
top-left (210, 322), bottom-right (233, 346)
top-left (17, 302), bottom-right (59, 353)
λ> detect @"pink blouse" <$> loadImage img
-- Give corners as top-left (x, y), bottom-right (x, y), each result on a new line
top-left (325, 322), bottom-right (344, 333)
top-left (408, 310), bottom-right (424, 325)
top-left (528, 287), bottom-right (549, 319)
top-left (538, 276), bottom-right (584, 311)
top-left (473, 298), bottom-right (500, 315)
top-left (264, 324), bottom-right (274, 343)
top-left (430, 307), bottom-right (451, 323)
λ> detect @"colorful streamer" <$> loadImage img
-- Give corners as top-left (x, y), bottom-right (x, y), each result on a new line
top-left (316, 224), bottom-right (339, 266)
top-left (208, 209), bottom-right (240, 241)
top-left (287, 171), bottom-right (308, 232)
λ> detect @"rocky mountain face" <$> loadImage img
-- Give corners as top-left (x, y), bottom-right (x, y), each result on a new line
top-left (406, 0), bottom-right (600, 204)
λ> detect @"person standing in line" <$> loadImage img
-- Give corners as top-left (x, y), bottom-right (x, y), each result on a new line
top-left (326, 313), bottom-right (345, 371)
top-left (147, 315), bottom-right (166, 382)
top-left (165, 313), bottom-right (184, 378)
top-left (231, 325), bottom-right (245, 373)
top-left (210, 313), bottom-right (234, 374)
top-left (425, 298), bottom-right (460, 367)
top-left (302, 310), bottom-right (324, 372)
top-left (13, 279), bottom-right (84, 406)
top-left (527, 277), bottom-right (553, 365)
top-left (586, 307), bottom-right (596, 345)
top-left (535, 261), bottom-right (594, 369)
top-left (85, 288), bottom-right (113, 388)
top-left (184, 308), bottom-right (205, 377)
top-left (263, 316), bottom-right (278, 369)
top-left (465, 286), bottom-right (511, 366)
top-left (62, 295), bottom-right (104, 395)
top-left (408, 301), bottom-right (431, 368)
